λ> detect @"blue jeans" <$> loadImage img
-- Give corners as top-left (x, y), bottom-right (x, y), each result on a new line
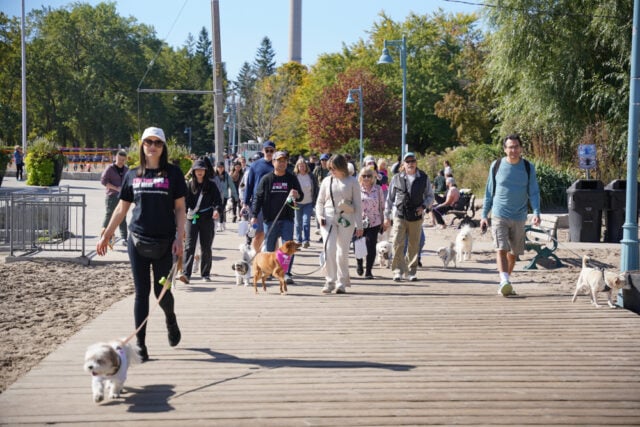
top-left (294, 202), bottom-right (313, 244)
top-left (263, 219), bottom-right (295, 274)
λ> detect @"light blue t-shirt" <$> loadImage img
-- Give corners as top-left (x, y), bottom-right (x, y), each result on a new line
top-left (482, 157), bottom-right (540, 222)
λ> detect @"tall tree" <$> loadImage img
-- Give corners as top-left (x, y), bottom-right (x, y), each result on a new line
top-left (253, 36), bottom-right (276, 80)
top-left (306, 67), bottom-right (400, 154)
top-left (484, 0), bottom-right (631, 169)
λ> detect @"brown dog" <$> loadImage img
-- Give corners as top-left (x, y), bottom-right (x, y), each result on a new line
top-left (253, 240), bottom-right (301, 294)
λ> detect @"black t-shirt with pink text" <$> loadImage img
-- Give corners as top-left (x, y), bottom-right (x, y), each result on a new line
top-left (120, 164), bottom-right (187, 239)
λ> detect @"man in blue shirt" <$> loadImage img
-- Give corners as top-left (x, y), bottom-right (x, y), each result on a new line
top-left (480, 134), bottom-right (541, 297)
top-left (243, 141), bottom-right (276, 253)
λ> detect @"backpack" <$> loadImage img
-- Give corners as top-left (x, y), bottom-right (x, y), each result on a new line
top-left (491, 157), bottom-right (531, 198)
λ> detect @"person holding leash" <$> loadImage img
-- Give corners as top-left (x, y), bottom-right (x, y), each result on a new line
top-left (96, 127), bottom-right (187, 362)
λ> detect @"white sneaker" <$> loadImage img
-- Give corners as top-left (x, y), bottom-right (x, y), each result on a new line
top-left (322, 283), bottom-right (335, 293)
top-left (499, 281), bottom-right (515, 297)
top-left (393, 272), bottom-right (403, 282)
top-left (408, 275), bottom-right (418, 282)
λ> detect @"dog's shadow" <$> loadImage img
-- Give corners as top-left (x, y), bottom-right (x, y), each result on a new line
top-left (102, 384), bottom-right (175, 412)
top-left (184, 348), bottom-right (414, 372)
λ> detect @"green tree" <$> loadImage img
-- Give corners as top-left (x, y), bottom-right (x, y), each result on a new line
top-left (253, 36), bottom-right (276, 80)
top-left (483, 0), bottom-right (631, 177)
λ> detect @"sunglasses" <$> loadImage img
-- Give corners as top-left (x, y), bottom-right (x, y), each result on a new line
top-left (143, 139), bottom-right (164, 147)
top-left (404, 159), bottom-right (416, 164)
top-left (362, 175), bottom-right (373, 179)
top-left (264, 148), bottom-right (275, 154)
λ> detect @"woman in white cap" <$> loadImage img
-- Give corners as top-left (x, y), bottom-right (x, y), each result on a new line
top-left (179, 158), bottom-right (223, 283)
top-left (96, 126), bottom-right (187, 362)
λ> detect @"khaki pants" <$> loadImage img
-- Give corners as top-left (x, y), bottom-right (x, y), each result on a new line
top-left (391, 217), bottom-right (423, 276)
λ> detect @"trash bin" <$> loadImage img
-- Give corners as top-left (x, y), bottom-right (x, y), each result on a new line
top-left (566, 179), bottom-right (605, 242)
top-left (604, 180), bottom-right (640, 243)
top-left (623, 271), bottom-right (640, 315)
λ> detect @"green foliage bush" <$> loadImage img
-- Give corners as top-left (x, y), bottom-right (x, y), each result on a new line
top-left (531, 161), bottom-right (577, 211)
top-left (24, 137), bottom-right (67, 186)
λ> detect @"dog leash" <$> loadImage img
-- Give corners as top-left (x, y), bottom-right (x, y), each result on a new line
top-left (244, 196), bottom-right (298, 265)
top-left (121, 259), bottom-right (179, 346)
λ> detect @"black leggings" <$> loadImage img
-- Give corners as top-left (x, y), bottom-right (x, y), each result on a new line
top-left (183, 215), bottom-right (215, 277)
top-left (432, 205), bottom-right (453, 225)
top-left (127, 237), bottom-right (177, 346)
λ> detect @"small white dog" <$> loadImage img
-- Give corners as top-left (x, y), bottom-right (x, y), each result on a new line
top-left (231, 242), bottom-right (255, 286)
top-left (376, 240), bottom-right (393, 268)
top-left (84, 339), bottom-right (141, 403)
top-left (572, 255), bottom-right (627, 308)
top-left (436, 242), bottom-right (457, 268)
top-left (455, 224), bottom-right (473, 262)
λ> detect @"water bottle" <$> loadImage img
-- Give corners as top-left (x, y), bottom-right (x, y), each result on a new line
top-left (247, 222), bottom-right (258, 238)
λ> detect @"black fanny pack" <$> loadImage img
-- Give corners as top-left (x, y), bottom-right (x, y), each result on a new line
top-left (130, 232), bottom-right (173, 259)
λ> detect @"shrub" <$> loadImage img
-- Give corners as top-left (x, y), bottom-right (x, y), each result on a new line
top-left (24, 137), bottom-right (67, 186)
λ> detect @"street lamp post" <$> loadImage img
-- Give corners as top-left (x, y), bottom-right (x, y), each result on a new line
top-left (345, 86), bottom-right (364, 167)
top-left (184, 126), bottom-right (192, 152)
top-left (378, 35), bottom-right (407, 161)
top-left (224, 102), bottom-right (237, 154)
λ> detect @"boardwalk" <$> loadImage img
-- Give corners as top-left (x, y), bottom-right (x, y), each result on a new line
top-left (1, 179), bottom-right (640, 425)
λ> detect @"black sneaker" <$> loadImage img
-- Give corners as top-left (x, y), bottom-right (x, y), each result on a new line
top-left (356, 262), bottom-right (364, 276)
top-left (167, 320), bottom-right (181, 347)
top-left (138, 343), bottom-right (149, 362)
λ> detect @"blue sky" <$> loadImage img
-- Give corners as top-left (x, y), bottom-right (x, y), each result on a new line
top-left (3, 0), bottom-right (480, 80)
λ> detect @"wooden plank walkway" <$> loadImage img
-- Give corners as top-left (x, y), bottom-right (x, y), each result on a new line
top-left (1, 226), bottom-right (640, 426)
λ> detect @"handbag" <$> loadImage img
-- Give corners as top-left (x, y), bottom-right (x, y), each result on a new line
top-left (354, 237), bottom-right (367, 258)
top-left (131, 232), bottom-right (173, 260)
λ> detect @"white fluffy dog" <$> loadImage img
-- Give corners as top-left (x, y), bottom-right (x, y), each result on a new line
top-left (376, 240), bottom-right (393, 268)
top-left (572, 255), bottom-right (627, 308)
top-left (84, 339), bottom-right (141, 403)
top-left (231, 242), bottom-right (255, 286)
top-left (455, 225), bottom-right (473, 262)
top-left (436, 242), bottom-right (457, 268)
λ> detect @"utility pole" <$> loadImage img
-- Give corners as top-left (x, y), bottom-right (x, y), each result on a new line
top-left (211, 0), bottom-right (225, 162)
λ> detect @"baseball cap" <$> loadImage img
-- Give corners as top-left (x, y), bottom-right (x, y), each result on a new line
top-left (403, 152), bottom-right (416, 161)
top-left (320, 153), bottom-right (330, 161)
top-left (274, 151), bottom-right (288, 160)
top-left (217, 161), bottom-right (225, 167)
top-left (364, 155), bottom-right (376, 164)
top-left (263, 140), bottom-right (276, 149)
top-left (141, 127), bottom-right (166, 143)
top-left (192, 159), bottom-right (207, 170)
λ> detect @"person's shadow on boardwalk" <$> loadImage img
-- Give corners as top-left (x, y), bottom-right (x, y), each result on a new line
top-left (172, 348), bottom-right (415, 399)
top-left (185, 348), bottom-right (415, 371)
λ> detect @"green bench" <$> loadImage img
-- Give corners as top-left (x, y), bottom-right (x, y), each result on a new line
top-left (523, 214), bottom-right (564, 270)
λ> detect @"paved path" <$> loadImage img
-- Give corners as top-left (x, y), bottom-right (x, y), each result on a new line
top-left (1, 177), bottom-right (639, 425)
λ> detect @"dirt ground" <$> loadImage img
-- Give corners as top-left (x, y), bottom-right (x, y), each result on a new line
top-left (0, 227), bottom-right (622, 393)
top-left (0, 261), bottom-right (133, 393)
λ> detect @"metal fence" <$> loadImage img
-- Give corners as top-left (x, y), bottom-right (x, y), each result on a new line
top-left (0, 187), bottom-right (86, 257)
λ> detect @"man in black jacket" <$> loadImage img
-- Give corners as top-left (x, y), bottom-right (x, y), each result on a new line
top-left (251, 151), bottom-right (303, 284)
top-left (384, 152), bottom-right (434, 282)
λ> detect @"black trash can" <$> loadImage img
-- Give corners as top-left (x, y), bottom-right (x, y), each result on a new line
top-left (604, 180), bottom-right (640, 243)
top-left (623, 271), bottom-right (640, 315)
top-left (566, 179), bottom-right (605, 242)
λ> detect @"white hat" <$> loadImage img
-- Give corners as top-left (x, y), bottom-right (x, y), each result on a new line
top-left (141, 127), bottom-right (166, 143)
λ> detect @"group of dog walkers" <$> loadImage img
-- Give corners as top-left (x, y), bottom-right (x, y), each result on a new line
top-left (95, 127), bottom-right (540, 362)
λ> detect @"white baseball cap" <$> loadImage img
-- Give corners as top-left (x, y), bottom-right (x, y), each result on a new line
top-left (141, 127), bottom-right (166, 143)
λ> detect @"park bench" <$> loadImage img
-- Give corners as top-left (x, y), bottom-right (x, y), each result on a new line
top-left (446, 191), bottom-right (476, 228)
top-left (523, 214), bottom-right (564, 270)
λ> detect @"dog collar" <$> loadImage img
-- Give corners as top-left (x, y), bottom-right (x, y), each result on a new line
top-left (276, 249), bottom-right (292, 271)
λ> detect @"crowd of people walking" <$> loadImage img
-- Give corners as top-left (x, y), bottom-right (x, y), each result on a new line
top-left (95, 126), bottom-right (540, 360)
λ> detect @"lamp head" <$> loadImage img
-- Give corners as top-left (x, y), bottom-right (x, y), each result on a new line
top-left (345, 93), bottom-right (355, 104)
top-left (378, 47), bottom-right (393, 64)
top-left (223, 105), bottom-right (230, 114)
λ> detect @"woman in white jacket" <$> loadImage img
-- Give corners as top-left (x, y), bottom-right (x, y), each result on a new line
top-left (315, 154), bottom-right (363, 294)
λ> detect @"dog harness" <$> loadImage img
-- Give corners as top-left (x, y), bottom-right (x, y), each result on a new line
top-left (276, 249), bottom-right (292, 271)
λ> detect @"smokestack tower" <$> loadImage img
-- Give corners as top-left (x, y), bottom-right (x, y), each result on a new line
top-left (289, 0), bottom-right (302, 63)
